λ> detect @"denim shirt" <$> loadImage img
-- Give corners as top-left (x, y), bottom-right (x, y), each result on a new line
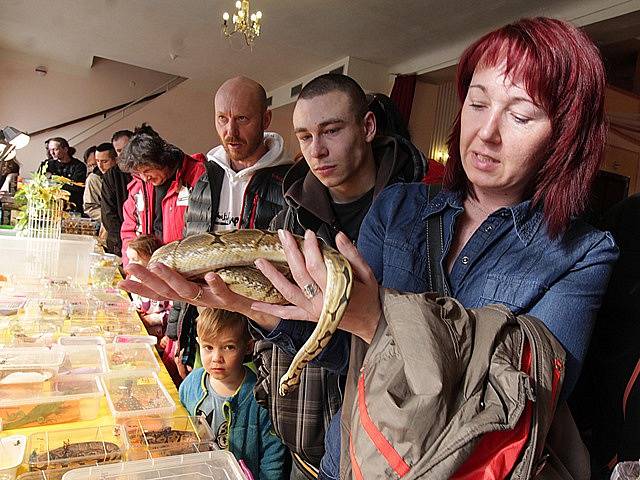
top-left (263, 183), bottom-right (618, 397)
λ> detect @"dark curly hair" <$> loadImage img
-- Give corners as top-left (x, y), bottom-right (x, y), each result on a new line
top-left (117, 123), bottom-right (183, 173)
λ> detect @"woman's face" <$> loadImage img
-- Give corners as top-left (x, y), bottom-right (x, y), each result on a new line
top-left (459, 64), bottom-right (552, 202)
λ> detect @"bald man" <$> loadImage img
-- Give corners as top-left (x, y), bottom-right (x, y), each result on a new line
top-left (166, 76), bottom-right (293, 376)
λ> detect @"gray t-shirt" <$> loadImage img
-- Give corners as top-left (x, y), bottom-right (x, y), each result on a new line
top-left (197, 376), bottom-right (232, 449)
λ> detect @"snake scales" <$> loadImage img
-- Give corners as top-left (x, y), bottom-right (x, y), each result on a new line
top-left (149, 229), bottom-right (353, 396)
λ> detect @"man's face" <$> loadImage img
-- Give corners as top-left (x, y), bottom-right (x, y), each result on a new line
top-left (95, 150), bottom-right (117, 174)
top-left (133, 164), bottom-right (173, 186)
top-left (49, 141), bottom-right (70, 163)
top-left (112, 137), bottom-right (130, 156)
top-left (214, 91), bottom-right (268, 165)
top-left (293, 91), bottom-right (376, 200)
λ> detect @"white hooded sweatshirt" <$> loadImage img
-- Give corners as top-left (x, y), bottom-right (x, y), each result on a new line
top-left (206, 132), bottom-right (291, 231)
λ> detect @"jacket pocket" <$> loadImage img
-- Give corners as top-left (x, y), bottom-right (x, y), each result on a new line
top-left (481, 274), bottom-right (548, 313)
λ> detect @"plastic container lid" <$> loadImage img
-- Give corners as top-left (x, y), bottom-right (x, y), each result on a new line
top-left (112, 335), bottom-right (157, 345)
top-left (101, 373), bottom-right (175, 420)
top-left (58, 336), bottom-right (106, 347)
top-left (61, 450), bottom-right (244, 480)
top-left (26, 425), bottom-right (126, 473)
top-left (104, 344), bottom-right (159, 374)
top-left (57, 345), bottom-right (108, 378)
top-left (0, 346), bottom-right (65, 378)
top-left (0, 434), bottom-right (26, 480)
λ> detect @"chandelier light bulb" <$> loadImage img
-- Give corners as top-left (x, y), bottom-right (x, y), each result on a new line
top-left (250, 13), bottom-right (256, 21)
top-left (256, 10), bottom-right (262, 19)
top-left (223, 12), bottom-right (230, 20)
top-left (238, 9), bottom-right (244, 18)
top-left (235, 1), bottom-right (241, 9)
top-left (232, 14), bottom-right (238, 23)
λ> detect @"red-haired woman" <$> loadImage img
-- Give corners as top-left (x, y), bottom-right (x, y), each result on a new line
top-left (248, 17), bottom-right (618, 479)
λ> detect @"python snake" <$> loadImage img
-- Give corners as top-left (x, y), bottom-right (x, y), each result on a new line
top-left (149, 229), bottom-right (353, 396)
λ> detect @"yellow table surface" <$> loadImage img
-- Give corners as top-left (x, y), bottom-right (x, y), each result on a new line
top-left (0, 284), bottom-right (188, 476)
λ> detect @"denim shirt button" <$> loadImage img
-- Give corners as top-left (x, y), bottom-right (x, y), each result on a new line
top-left (485, 225), bottom-right (493, 233)
top-left (461, 256), bottom-right (470, 265)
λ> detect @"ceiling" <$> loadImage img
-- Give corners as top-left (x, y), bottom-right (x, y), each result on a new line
top-left (2, 0), bottom-right (634, 92)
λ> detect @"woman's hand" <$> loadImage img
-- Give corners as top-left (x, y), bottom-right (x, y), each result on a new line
top-left (119, 263), bottom-right (281, 331)
top-left (251, 230), bottom-right (382, 343)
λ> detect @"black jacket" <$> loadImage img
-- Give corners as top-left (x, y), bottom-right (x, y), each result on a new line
top-left (571, 193), bottom-right (640, 475)
top-left (40, 158), bottom-right (86, 214)
top-left (256, 134), bottom-right (426, 467)
top-left (100, 166), bottom-right (132, 255)
top-left (165, 161), bottom-right (291, 342)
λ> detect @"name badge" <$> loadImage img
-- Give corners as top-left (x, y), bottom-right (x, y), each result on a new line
top-left (176, 186), bottom-right (190, 206)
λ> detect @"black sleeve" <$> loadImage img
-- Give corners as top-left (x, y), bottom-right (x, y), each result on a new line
top-left (101, 172), bottom-right (122, 254)
top-left (166, 302), bottom-right (182, 340)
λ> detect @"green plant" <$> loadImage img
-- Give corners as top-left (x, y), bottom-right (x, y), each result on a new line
top-left (13, 165), bottom-right (70, 230)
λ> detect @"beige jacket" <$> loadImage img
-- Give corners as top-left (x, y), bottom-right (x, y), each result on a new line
top-left (341, 290), bottom-right (571, 479)
top-left (83, 172), bottom-right (102, 222)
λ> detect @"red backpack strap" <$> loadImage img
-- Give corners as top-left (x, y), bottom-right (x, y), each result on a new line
top-left (353, 370), bottom-right (412, 477)
top-left (623, 356), bottom-right (640, 418)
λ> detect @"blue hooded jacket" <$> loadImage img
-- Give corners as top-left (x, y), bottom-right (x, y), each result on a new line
top-left (179, 366), bottom-right (286, 480)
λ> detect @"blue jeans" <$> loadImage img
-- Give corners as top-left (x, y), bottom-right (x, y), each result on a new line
top-left (318, 409), bottom-right (341, 480)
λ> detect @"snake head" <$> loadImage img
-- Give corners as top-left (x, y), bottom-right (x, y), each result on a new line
top-left (278, 378), bottom-right (299, 397)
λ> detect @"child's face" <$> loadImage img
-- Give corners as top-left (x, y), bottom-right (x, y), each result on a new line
top-left (126, 247), bottom-right (150, 266)
top-left (198, 327), bottom-right (250, 382)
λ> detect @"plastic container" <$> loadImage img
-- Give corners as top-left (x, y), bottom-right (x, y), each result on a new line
top-left (57, 345), bottom-right (107, 379)
top-left (0, 321), bottom-right (58, 347)
top-left (61, 450), bottom-right (244, 480)
top-left (112, 335), bottom-right (157, 345)
top-left (0, 377), bottom-right (104, 430)
top-left (0, 347), bottom-right (65, 385)
top-left (26, 425), bottom-right (126, 473)
top-left (101, 373), bottom-right (175, 421)
top-left (57, 336), bottom-right (106, 347)
top-left (122, 416), bottom-right (215, 460)
top-left (104, 344), bottom-right (159, 374)
top-left (0, 234), bottom-right (96, 286)
top-left (0, 298), bottom-right (26, 318)
top-left (22, 299), bottom-right (66, 320)
top-left (88, 254), bottom-right (118, 289)
top-left (0, 434), bottom-right (26, 480)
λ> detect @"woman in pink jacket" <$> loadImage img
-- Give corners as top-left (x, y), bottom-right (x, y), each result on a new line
top-left (118, 124), bottom-right (205, 266)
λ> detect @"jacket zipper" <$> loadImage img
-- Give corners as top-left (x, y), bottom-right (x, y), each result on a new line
top-left (239, 173), bottom-right (256, 229)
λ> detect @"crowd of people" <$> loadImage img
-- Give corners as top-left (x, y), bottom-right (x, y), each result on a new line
top-left (22, 16), bottom-right (640, 480)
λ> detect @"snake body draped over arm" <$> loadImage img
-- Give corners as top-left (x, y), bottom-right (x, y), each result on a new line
top-left (149, 229), bottom-right (353, 396)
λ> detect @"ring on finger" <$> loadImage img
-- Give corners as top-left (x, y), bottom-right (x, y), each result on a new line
top-left (302, 281), bottom-right (320, 300)
top-left (186, 285), bottom-right (204, 303)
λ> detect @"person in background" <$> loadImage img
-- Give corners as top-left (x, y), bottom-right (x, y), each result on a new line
top-left (83, 143), bottom-right (117, 223)
top-left (40, 137), bottom-right (85, 214)
top-left (83, 145), bottom-right (97, 176)
top-left (179, 308), bottom-right (286, 480)
top-left (0, 159), bottom-right (20, 193)
top-left (101, 130), bottom-right (133, 256)
top-left (118, 124), bottom-right (205, 265)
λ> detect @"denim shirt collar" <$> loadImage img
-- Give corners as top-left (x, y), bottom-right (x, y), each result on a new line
top-left (422, 189), bottom-right (544, 246)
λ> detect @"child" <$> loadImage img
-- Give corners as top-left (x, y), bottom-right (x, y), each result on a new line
top-left (125, 235), bottom-right (171, 342)
top-left (179, 308), bottom-right (286, 480)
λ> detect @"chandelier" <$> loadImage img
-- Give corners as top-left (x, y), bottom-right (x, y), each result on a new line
top-left (222, 1), bottom-right (262, 47)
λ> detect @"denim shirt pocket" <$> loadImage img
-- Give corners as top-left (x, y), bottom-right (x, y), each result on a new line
top-left (480, 273), bottom-right (548, 313)
top-left (382, 240), bottom-right (429, 292)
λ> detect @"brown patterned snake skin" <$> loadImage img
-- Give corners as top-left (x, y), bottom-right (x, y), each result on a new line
top-left (149, 229), bottom-right (353, 396)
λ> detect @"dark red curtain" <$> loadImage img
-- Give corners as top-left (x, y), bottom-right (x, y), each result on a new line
top-left (390, 74), bottom-right (417, 127)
